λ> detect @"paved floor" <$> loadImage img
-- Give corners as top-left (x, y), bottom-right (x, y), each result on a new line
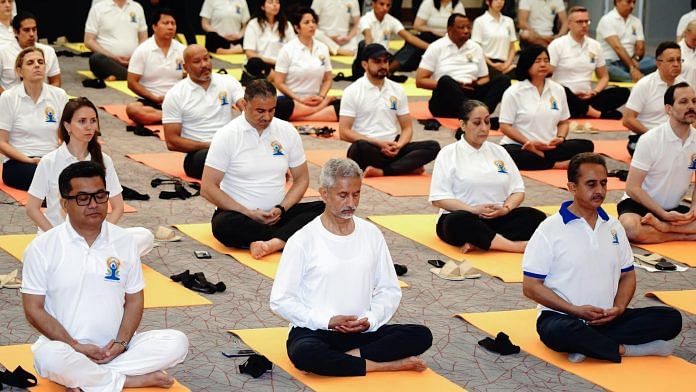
top-left (0, 49), bottom-right (693, 391)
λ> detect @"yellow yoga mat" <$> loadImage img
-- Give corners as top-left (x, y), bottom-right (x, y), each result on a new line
top-left (332, 67), bottom-right (351, 76)
top-left (535, 203), bottom-right (618, 218)
top-left (521, 170), bottom-right (625, 191)
top-left (77, 70), bottom-right (137, 97)
top-left (0, 344), bottom-right (189, 392)
top-left (645, 290), bottom-right (696, 315)
top-left (229, 327), bottom-right (464, 392)
top-left (176, 33), bottom-right (206, 47)
top-left (369, 214), bottom-right (523, 282)
top-left (63, 42), bottom-right (91, 53)
top-left (330, 55), bottom-right (355, 65)
top-left (175, 223), bottom-right (408, 288)
top-left (210, 53), bottom-right (247, 64)
top-left (0, 234), bottom-right (212, 309)
top-left (457, 309), bottom-right (696, 392)
top-left (401, 78), bottom-right (433, 97)
top-left (636, 242), bottom-right (696, 267)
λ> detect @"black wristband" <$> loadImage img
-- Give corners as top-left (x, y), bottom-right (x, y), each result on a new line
top-left (275, 204), bottom-right (286, 216)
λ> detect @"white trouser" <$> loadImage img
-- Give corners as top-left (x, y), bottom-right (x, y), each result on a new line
top-left (125, 227), bottom-right (154, 257)
top-left (314, 29), bottom-right (359, 54)
top-left (32, 329), bottom-right (188, 392)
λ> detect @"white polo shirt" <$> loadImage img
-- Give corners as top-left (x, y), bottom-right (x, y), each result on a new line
top-left (340, 76), bottom-right (409, 141)
top-left (677, 9), bottom-right (696, 38)
top-left (548, 34), bottom-right (605, 93)
top-left (199, 0), bottom-right (250, 37)
top-left (419, 36), bottom-right (488, 84)
top-left (0, 42), bottom-right (61, 91)
top-left (359, 11), bottom-right (404, 49)
top-left (625, 72), bottom-right (681, 131)
top-left (162, 73), bottom-right (244, 142)
top-left (275, 38), bottom-right (332, 97)
top-left (499, 79), bottom-right (570, 145)
top-left (242, 18), bottom-right (295, 61)
top-left (312, 0), bottom-right (360, 37)
top-left (415, 0), bottom-right (466, 36)
top-left (429, 139), bottom-right (524, 214)
top-left (205, 115), bottom-right (305, 211)
top-left (518, 0), bottom-right (565, 36)
top-left (28, 143), bottom-right (123, 228)
top-left (84, 0), bottom-right (147, 58)
top-left (127, 37), bottom-right (186, 97)
top-left (596, 8), bottom-right (644, 62)
top-left (0, 22), bottom-right (14, 47)
top-left (624, 122), bottom-right (696, 210)
top-left (0, 83), bottom-right (68, 159)
top-left (523, 201), bottom-right (634, 316)
top-left (21, 219), bottom-right (145, 347)
top-left (680, 39), bottom-right (696, 74)
top-left (471, 11), bottom-right (516, 62)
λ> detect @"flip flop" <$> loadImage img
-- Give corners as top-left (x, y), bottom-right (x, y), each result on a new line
top-left (0, 269), bottom-right (21, 289)
top-left (0, 365), bottom-right (38, 388)
top-left (155, 226), bottom-right (182, 242)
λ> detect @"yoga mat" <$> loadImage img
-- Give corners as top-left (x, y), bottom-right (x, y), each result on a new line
top-left (174, 223), bottom-right (408, 287)
top-left (402, 79), bottom-right (433, 97)
top-left (330, 55), bottom-right (355, 65)
top-left (570, 119), bottom-right (628, 132)
top-left (369, 214), bottom-right (523, 282)
top-left (0, 234), bottom-right (211, 308)
top-left (0, 344), bottom-right (189, 392)
top-left (63, 42), bottom-right (91, 53)
top-left (210, 53), bottom-right (246, 64)
top-left (229, 327), bottom-right (464, 392)
top-left (457, 309), bottom-right (696, 392)
top-left (77, 71), bottom-right (138, 98)
top-left (594, 139), bottom-right (631, 163)
top-left (636, 242), bottom-right (696, 267)
top-left (176, 33), bottom-right (206, 47)
top-left (407, 102), bottom-right (503, 135)
top-left (98, 104), bottom-right (166, 141)
top-left (331, 67), bottom-right (351, 76)
top-left (646, 290), bottom-right (696, 315)
top-left (305, 149), bottom-right (432, 196)
top-left (535, 203), bottom-right (618, 218)
top-left (388, 40), bottom-right (405, 51)
top-left (521, 170), bottom-right (625, 191)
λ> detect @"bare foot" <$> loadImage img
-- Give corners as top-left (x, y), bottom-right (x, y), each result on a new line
top-left (66, 388), bottom-right (81, 392)
top-left (411, 166), bottom-right (425, 175)
top-left (363, 166), bottom-right (384, 177)
top-left (641, 213), bottom-right (669, 232)
top-left (366, 356), bottom-right (428, 373)
top-left (552, 160), bottom-right (570, 170)
top-left (460, 243), bottom-right (479, 253)
top-left (104, 75), bottom-right (117, 82)
top-left (124, 371), bottom-right (175, 388)
top-left (250, 238), bottom-right (285, 259)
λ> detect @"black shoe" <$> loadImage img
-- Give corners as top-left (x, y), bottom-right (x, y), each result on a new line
top-left (388, 73), bottom-right (408, 83)
top-left (239, 354), bottom-right (272, 378)
top-left (478, 332), bottom-right (520, 355)
top-left (82, 78), bottom-right (106, 89)
top-left (0, 366), bottom-right (38, 389)
top-left (126, 124), bottom-right (157, 137)
top-left (600, 110), bottom-right (623, 120)
top-left (490, 117), bottom-right (500, 130)
top-left (170, 269), bottom-right (191, 282)
top-left (608, 169), bottom-right (628, 181)
top-left (394, 264), bottom-right (408, 276)
top-left (418, 119), bottom-right (441, 131)
top-left (121, 186), bottom-right (150, 201)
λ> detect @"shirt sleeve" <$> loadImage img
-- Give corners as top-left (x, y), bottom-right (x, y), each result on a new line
top-left (419, 45), bottom-right (437, 72)
top-left (20, 240), bottom-right (48, 295)
top-left (396, 86), bottom-right (409, 116)
top-left (286, 124), bottom-right (306, 168)
top-left (629, 131), bottom-right (654, 172)
top-left (338, 85), bottom-right (357, 117)
top-left (547, 40), bottom-right (560, 67)
top-left (471, 18), bottom-right (484, 46)
top-left (595, 43), bottom-right (606, 68)
top-left (504, 148), bottom-right (525, 194)
top-left (390, 16), bottom-right (405, 34)
top-left (349, 0), bottom-right (360, 17)
top-left (243, 20), bottom-right (259, 50)
top-left (615, 223), bottom-right (634, 272)
top-left (554, 0), bottom-right (566, 12)
top-left (476, 45), bottom-right (488, 78)
top-left (200, 0), bottom-right (213, 18)
top-left (362, 229), bottom-right (401, 332)
top-left (127, 44), bottom-right (146, 75)
top-left (558, 85), bottom-right (570, 121)
top-left (124, 240), bottom-right (145, 294)
top-left (161, 86), bottom-right (182, 124)
top-left (506, 18), bottom-right (516, 41)
top-left (284, 23), bottom-right (296, 42)
top-left (677, 14), bottom-right (690, 38)
top-left (454, 3), bottom-right (466, 15)
top-left (205, 126), bottom-right (232, 172)
top-left (498, 87), bottom-right (517, 124)
top-left (596, 15), bottom-right (618, 39)
top-left (634, 19), bottom-right (645, 41)
top-left (228, 77), bottom-right (245, 102)
top-left (135, 5), bottom-right (147, 33)
top-left (522, 227), bottom-right (552, 279)
top-left (0, 91), bottom-right (14, 131)
top-left (359, 15), bottom-right (371, 33)
top-left (428, 149), bottom-right (455, 202)
top-left (84, 4), bottom-right (99, 35)
top-left (624, 81), bottom-right (645, 112)
top-left (45, 47), bottom-right (61, 77)
top-left (415, 0), bottom-right (431, 21)
top-left (103, 155), bottom-right (124, 197)
top-left (27, 157), bottom-right (50, 199)
top-left (274, 46), bottom-right (291, 74)
top-left (518, 0), bottom-right (531, 11)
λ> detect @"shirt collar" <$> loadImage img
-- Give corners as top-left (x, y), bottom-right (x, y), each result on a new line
top-left (239, 113), bottom-right (272, 135)
top-left (457, 138), bottom-right (486, 155)
top-left (57, 142), bottom-right (91, 162)
top-left (559, 200), bottom-right (609, 224)
top-left (63, 216), bottom-right (109, 246)
top-left (446, 35), bottom-right (469, 50)
top-left (17, 83), bottom-right (49, 103)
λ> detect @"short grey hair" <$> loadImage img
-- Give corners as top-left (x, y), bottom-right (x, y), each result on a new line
top-left (319, 158), bottom-right (363, 189)
top-left (687, 20), bottom-right (696, 33)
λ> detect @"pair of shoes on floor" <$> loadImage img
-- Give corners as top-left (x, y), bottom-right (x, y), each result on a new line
top-left (126, 124), bottom-right (158, 137)
top-left (170, 270), bottom-right (226, 294)
top-left (418, 119), bottom-right (441, 131)
top-left (0, 365), bottom-right (37, 389)
top-left (394, 264), bottom-right (408, 276)
top-left (478, 332), bottom-right (520, 355)
top-left (570, 121), bottom-right (598, 134)
top-left (121, 185), bottom-right (150, 201)
top-left (608, 169), bottom-right (628, 181)
top-left (0, 269), bottom-right (20, 289)
top-left (239, 354), bottom-right (272, 378)
top-left (82, 78), bottom-right (106, 89)
top-left (333, 72), bottom-right (357, 82)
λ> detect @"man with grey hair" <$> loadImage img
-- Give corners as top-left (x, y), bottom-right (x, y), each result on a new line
top-left (270, 158), bottom-right (433, 377)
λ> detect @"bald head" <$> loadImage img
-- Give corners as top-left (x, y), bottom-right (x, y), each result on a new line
top-left (184, 44), bottom-right (207, 63)
top-left (183, 44), bottom-right (212, 85)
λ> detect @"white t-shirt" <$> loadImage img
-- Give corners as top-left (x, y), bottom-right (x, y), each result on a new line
top-left (624, 122), bottom-right (696, 210)
top-left (419, 36), bottom-right (488, 84)
top-left (0, 83), bottom-right (68, 158)
top-left (270, 216), bottom-right (401, 332)
top-left (415, 0), bottom-right (466, 36)
top-left (199, 0), bottom-right (250, 37)
top-left (523, 201), bottom-right (634, 315)
top-left (596, 8), bottom-right (645, 62)
top-left (275, 38), bottom-right (332, 97)
top-left (0, 42), bottom-right (61, 91)
top-left (162, 73), bottom-right (244, 142)
top-left (312, 0), bottom-right (360, 37)
top-left (84, 0), bottom-right (147, 57)
top-left (359, 10), bottom-right (404, 49)
top-left (519, 0), bottom-right (565, 36)
top-left (680, 39), bottom-right (696, 74)
top-left (471, 11), bottom-right (517, 62)
top-left (0, 21), bottom-right (13, 47)
top-left (677, 9), bottom-right (696, 38)
top-left (429, 139), bottom-right (524, 215)
top-left (28, 143), bottom-right (123, 228)
top-left (499, 79), bottom-right (570, 145)
top-left (205, 115), bottom-right (305, 211)
top-left (21, 220), bottom-right (145, 347)
top-left (340, 76), bottom-right (409, 141)
top-left (625, 72), bottom-right (680, 132)
top-left (127, 37), bottom-right (186, 97)
top-left (242, 18), bottom-right (295, 61)
top-left (548, 34), bottom-right (606, 93)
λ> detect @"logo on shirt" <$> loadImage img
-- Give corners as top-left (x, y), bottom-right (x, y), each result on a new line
top-left (549, 5), bottom-right (555, 16)
top-left (588, 52), bottom-right (596, 64)
top-left (383, 33), bottom-right (389, 42)
top-left (466, 53), bottom-right (474, 63)
top-left (271, 140), bottom-right (285, 156)
top-left (346, 3), bottom-right (352, 13)
top-left (318, 54), bottom-right (326, 66)
top-left (610, 229), bottom-right (619, 245)
top-left (549, 96), bottom-right (559, 111)
top-left (689, 153), bottom-right (696, 170)
top-left (235, 4), bottom-right (242, 14)
top-left (631, 25), bottom-right (637, 36)
top-left (494, 160), bottom-right (508, 174)
top-left (129, 12), bottom-right (137, 24)
top-left (44, 107), bottom-right (57, 123)
top-left (175, 58), bottom-right (183, 71)
top-left (218, 91), bottom-right (229, 106)
top-left (388, 96), bottom-right (398, 110)
top-left (104, 257), bottom-right (121, 281)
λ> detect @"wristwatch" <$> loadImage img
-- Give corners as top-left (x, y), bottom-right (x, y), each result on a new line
top-left (274, 204), bottom-right (286, 217)
top-left (115, 340), bottom-right (129, 351)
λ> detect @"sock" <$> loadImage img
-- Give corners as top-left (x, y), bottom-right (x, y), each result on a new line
top-left (567, 353), bottom-right (586, 363)
top-left (623, 340), bottom-right (674, 357)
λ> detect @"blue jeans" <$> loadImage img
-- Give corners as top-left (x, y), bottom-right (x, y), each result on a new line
top-left (606, 57), bottom-right (656, 82)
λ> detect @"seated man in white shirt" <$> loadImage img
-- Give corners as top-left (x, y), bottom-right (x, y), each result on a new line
top-left (201, 79), bottom-right (324, 259)
top-left (340, 44), bottom-right (440, 177)
top-left (270, 158), bottom-right (432, 376)
top-left (619, 82), bottom-right (696, 243)
top-left (22, 161), bottom-right (189, 390)
top-left (680, 20), bottom-right (696, 74)
top-left (0, 12), bottom-right (61, 94)
top-left (523, 153), bottom-right (682, 363)
top-left (518, 0), bottom-right (568, 48)
top-left (163, 44), bottom-right (244, 180)
top-left (84, 0), bottom-right (148, 81)
top-left (126, 8), bottom-right (185, 127)
top-left (311, 0), bottom-right (360, 55)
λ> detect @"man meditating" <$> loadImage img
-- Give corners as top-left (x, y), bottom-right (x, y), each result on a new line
top-left (270, 158), bottom-right (433, 376)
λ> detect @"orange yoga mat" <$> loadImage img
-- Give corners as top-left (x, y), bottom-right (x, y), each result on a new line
top-left (571, 118), bottom-right (628, 132)
top-left (304, 149), bottom-right (432, 197)
top-left (229, 327), bottom-right (464, 392)
top-left (0, 344), bottom-right (189, 392)
top-left (645, 290), bottom-right (696, 315)
top-left (636, 242), bottom-right (696, 267)
top-left (521, 169), bottom-right (625, 190)
top-left (407, 102), bottom-right (503, 135)
top-left (594, 139), bottom-right (631, 163)
top-left (457, 309), bottom-right (696, 392)
top-left (99, 105), bottom-right (166, 141)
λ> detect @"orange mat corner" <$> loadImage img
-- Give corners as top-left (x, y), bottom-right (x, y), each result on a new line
top-left (636, 241), bottom-right (696, 267)
top-left (645, 290), bottom-right (696, 315)
top-left (99, 105), bottom-right (165, 141)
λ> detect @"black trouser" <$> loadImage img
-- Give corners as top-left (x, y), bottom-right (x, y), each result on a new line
top-left (89, 53), bottom-right (128, 81)
top-left (563, 86), bottom-right (630, 118)
top-left (2, 159), bottom-right (38, 191)
top-left (211, 200), bottom-right (325, 248)
top-left (436, 208), bottom-right (546, 250)
top-left (428, 75), bottom-right (511, 118)
top-left (537, 307), bottom-right (682, 363)
top-left (392, 32), bottom-right (440, 72)
top-left (287, 324), bottom-right (432, 377)
top-left (502, 139), bottom-right (594, 171)
top-left (616, 197), bottom-right (690, 217)
top-left (347, 140), bottom-right (440, 176)
top-left (205, 31), bottom-right (243, 53)
top-left (275, 96), bottom-right (341, 121)
top-left (183, 149), bottom-right (208, 180)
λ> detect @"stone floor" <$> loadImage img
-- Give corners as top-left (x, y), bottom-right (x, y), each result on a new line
top-left (0, 50), bottom-right (693, 392)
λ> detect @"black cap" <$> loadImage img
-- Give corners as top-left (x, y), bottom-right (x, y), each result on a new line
top-left (361, 43), bottom-right (391, 62)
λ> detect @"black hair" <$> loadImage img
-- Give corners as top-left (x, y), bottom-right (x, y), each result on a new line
top-left (458, 100), bottom-right (489, 121)
top-left (244, 78), bottom-right (277, 101)
top-left (567, 153), bottom-right (607, 183)
top-left (291, 7), bottom-right (318, 29)
top-left (516, 45), bottom-right (549, 81)
top-left (435, 0), bottom-right (460, 11)
top-left (58, 97), bottom-right (104, 170)
top-left (656, 41), bottom-right (680, 59)
top-left (447, 12), bottom-right (467, 28)
top-left (58, 161), bottom-right (106, 198)
top-left (664, 82), bottom-right (692, 106)
top-left (151, 7), bottom-right (176, 27)
top-left (12, 11), bottom-right (36, 31)
top-left (253, 0), bottom-right (290, 40)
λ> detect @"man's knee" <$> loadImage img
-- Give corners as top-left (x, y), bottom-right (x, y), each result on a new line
top-left (33, 340), bottom-right (74, 376)
top-left (655, 307), bottom-right (682, 339)
top-left (619, 214), bottom-right (643, 242)
top-left (404, 324), bottom-right (433, 354)
top-left (287, 338), bottom-right (323, 372)
top-left (153, 329), bottom-right (189, 362)
top-left (125, 102), bottom-right (143, 118)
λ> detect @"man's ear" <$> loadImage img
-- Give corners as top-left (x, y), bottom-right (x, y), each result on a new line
top-left (318, 186), bottom-right (328, 203)
top-left (566, 181), bottom-right (577, 194)
top-left (361, 59), bottom-right (368, 72)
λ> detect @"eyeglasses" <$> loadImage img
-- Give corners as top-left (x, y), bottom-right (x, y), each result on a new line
top-left (63, 190), bottom-right (110, 206)
top-left (572, 19), bottom-right (591, 25)
top-left (657, 57), bottom-right (683, 64)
